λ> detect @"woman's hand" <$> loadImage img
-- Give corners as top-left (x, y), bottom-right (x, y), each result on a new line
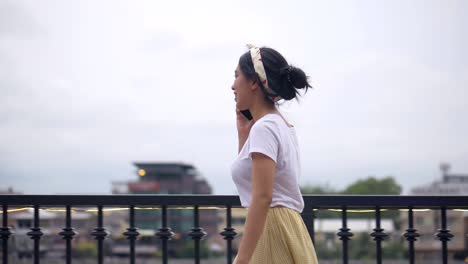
top-left (236, 108), bottom-right (254, 136)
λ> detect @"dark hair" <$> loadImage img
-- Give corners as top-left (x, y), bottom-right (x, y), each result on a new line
top-left (238, 46), bottom-right (312, 105)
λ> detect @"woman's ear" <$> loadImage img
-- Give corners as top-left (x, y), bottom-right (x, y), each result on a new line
top-left (250, 79), bottom-right (260, 92)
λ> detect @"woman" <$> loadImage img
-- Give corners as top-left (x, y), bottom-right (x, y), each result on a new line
top-left (230, 45), bottom-right (319, 264)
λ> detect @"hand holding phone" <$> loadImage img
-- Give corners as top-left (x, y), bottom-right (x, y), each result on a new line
top-left (236, 108), bottom-right (254, 136)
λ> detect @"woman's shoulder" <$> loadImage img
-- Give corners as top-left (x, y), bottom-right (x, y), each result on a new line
top-left (251, 115), bottom-right (280, 132)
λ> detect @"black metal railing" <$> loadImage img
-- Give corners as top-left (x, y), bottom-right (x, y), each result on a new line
top-left (1, 194), bottom-right (467, 264)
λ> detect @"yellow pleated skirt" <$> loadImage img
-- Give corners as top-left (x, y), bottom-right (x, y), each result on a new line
top-left (233, 206), bottom-right (319, 264)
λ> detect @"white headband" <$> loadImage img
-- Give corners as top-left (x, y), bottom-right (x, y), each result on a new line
top-left (247, 44), bottom-right (282, 102)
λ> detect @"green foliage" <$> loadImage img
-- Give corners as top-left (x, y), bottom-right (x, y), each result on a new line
top-left (301, 176), bottom-right (405, 260)
top-left (301, 176), bottom-right (402, 195)
top-left (382, 239), bottom-right (405, 259)
top-left (343, 176), bottom-right (402, 222)
top-left (301, 183), bottom-right (338, 194)
top-left (300, 176), bottom-right (402, 221)
top-left (348, 233), bottom-right (405, 260)
top-left (173, 240), bottom-right (210, 258)
top-left (342, 176), bottom-right (402, 195)
top-left (73, 241), bottom-right (97, 258)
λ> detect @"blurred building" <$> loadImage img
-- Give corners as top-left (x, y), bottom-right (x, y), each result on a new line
top-left (9, 208), bottom-right (95, 258)
top-left (111, 162), bottom-right (219, 257)
top-left (411, 163), bottom-right (468, 195)
top-left (0, 187), bottom-right (20, 194)
top-left (400, 163), bottom-right (468, 260)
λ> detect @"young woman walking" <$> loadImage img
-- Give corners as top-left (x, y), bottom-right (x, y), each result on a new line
top-left (230, 45), bottom-right (319, 264)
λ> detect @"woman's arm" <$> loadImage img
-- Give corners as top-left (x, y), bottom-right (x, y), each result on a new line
top-left (235, 152), bottom-right (275, 263)
top-left (238, 133), bottom-right (248, 154)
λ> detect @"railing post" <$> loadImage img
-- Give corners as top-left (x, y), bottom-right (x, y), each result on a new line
top-left (311, 208), bottom-right (316, 245)
top-left (27, 205), bottom-right (43, 264)
top-left (1, 205), bottom-right (13, 264)
top-left (220, 205), bottom-right (237, 264)
top-left (188, 205), bottom-right (207, 264)
top-left (337, 206), bottom-right (353, 264)
top-left (91, 205), bottom-right (108, 264)
top-left (123, 205), bottom-right (139, 264)
top-left (301, 206), bottom-right (315, 245)
top-left (403, 206), bottom-right (419, 264)
top-left (435, 206), bottom-right (453, 264)
top-left (59, 205), bottom-right (77, 264)
top-left (155, 205), bottom-right (174, 264)
top-left (370, 206), bottom-right (388, 264)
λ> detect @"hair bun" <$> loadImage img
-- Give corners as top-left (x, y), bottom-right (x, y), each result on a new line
top-left (288, 66), bottom-right (310, 89)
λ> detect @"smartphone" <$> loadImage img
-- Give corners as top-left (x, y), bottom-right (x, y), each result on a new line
top-left (240, 109), bottom-right (253, 121)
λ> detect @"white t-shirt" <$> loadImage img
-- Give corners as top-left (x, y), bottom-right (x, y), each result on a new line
top-left (230, 113), bottom-right (305, 213)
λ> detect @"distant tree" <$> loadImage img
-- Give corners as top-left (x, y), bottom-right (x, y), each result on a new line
top-left (300, 183), bottom-right (338, 194)
top-left (342, 176), bottom-right (402, 195)
top-left (299, 177), bottom-right (404, 260)
top-left (343, 176), bottom-right (402, 222)
top-left (300, 176), bottom-right (401, 195)
top-left (300, 176), bottom-right (403, 221)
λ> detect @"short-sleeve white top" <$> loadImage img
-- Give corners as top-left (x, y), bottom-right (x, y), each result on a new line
top-left (230, 113), bottom-right (305, 213)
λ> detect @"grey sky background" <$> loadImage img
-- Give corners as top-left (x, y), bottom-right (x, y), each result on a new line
top-left (1, 0), bottom-right (467, 195)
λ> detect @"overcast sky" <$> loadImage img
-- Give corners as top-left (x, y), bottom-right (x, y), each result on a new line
top-left (1, 0), bottom-right (467, 195)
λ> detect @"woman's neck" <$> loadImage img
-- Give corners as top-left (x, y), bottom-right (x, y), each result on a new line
top-left (250, 105), bottom-right (279, 123)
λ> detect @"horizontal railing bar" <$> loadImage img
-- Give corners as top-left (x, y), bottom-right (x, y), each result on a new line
top-left (1, 195), bottom-right (468, 208)
top-left (6, 207), bottom-right (468, 215)
top-left (0, 194), bottom-right (239, 206)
